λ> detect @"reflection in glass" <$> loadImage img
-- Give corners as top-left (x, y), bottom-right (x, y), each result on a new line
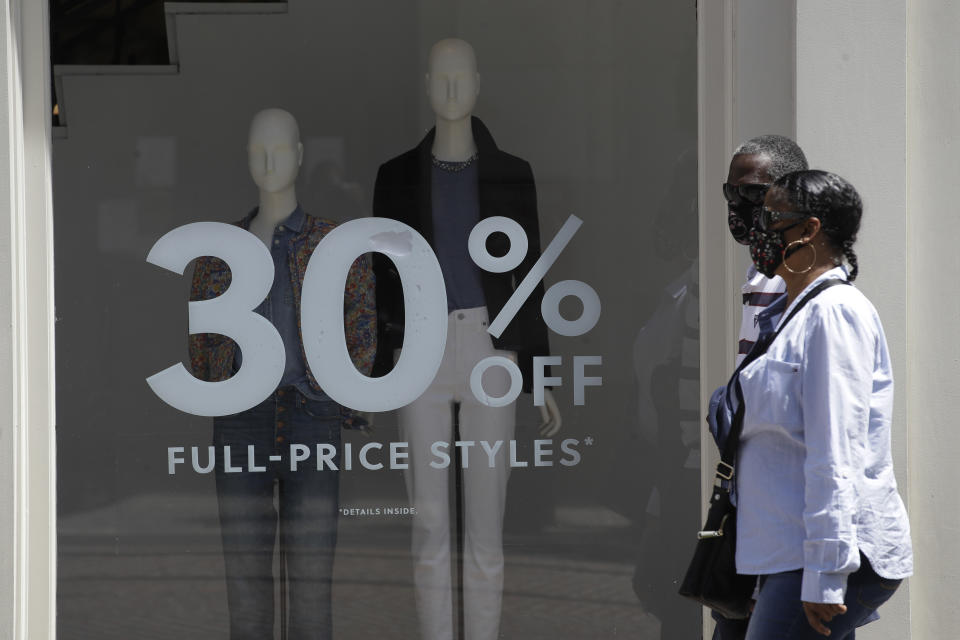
top-left (629, 150), bottom-right (700, 638)
top-left (53, 3), bottom-right (698, 638)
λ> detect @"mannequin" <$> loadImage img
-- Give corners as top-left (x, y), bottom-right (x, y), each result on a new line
top-left (189, 108), bottom-right (376, 640)
top-left (427, 38), bottom-right (561, 429)
top-left (372, 39), bottom-right (560, 640)
top-left (247, 109), bottom-right (304, 245)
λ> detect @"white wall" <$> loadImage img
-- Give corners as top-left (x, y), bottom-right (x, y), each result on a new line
top-left (0, 0), bottom-right (19, 633)
top-left (1, 0), bottom-right (57, 637)
top-left (734, 0), bottom-right (796, 143)
top-left (906, 1), bottom-right (960, 638)
top-left (795, 2), bottom-right (909, 638)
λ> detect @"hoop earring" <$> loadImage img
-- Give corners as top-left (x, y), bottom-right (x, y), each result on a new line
top-left (782, 240), bottom-right (816, 274)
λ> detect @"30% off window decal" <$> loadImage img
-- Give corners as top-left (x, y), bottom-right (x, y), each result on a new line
top-left (145, 215), bottom-right (601, 417)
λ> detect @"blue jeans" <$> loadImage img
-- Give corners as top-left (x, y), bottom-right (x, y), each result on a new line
top-left (744, 554), bottom-right (900, 640)
top-left (214, 388), bottom-right (341, 640)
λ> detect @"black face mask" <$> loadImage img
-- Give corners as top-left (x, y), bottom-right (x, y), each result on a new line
top-left (748, 221), bottom-right (803, 278)
top-left (727, 204), bottom-right (758, 245)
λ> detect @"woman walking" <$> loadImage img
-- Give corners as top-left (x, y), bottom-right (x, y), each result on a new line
top-left (728, 170), bottom-right (912, 638)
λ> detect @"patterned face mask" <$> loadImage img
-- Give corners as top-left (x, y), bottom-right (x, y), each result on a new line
top-left (727, 204), bottom-right (757, 245)
top-left (748, 221), bottom-right (803, 278)
top-left (723, 182), bottom-right (769, 245)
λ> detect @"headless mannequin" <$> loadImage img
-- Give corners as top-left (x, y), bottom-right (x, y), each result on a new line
top-left (247, 108), bottom-right (304, 245)
top-left (427, 38), bottom-right (562, 435)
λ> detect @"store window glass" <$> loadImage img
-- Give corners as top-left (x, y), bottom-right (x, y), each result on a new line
top-left (52, 2), bottom-right (699, 638)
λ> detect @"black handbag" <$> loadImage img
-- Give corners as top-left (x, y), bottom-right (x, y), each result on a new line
top-left (678, 278), bottom-right (848, 619)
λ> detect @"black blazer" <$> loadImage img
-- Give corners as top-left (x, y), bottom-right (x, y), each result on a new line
top-left (371, 117), bottom-right (550, 392)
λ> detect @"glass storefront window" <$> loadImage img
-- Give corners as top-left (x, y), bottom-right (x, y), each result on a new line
top-left (53, 2), bottom-right (698, 638)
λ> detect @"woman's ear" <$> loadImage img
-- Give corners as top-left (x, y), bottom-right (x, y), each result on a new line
top-left (803, 216), bottom-right (823, 243)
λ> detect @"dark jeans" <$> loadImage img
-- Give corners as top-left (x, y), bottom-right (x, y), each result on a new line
top-left (214, 387), bottom-right (341, 640)
top-left (743, 554), bottom-right (899, 640)
top-left (713, 610), bottom-right (750, 640)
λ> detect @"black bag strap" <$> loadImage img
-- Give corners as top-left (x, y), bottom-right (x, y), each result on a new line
top-left (718, 278), bottom-right (850, 472)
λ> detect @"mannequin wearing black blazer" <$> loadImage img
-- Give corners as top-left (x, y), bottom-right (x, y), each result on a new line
top-left (371, 116), bottom-right (550, 390)
top-left (373, 111), bottom-right (555, 640)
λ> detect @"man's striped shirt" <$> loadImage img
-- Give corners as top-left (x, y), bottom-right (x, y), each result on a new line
top-left (737, 265), bottom-right (786, 366)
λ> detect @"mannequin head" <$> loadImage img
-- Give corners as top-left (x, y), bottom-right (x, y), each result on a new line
top-left (247, 108), bottom-right (303, 194)
top-left (426, 38), bottom-right (479, 122)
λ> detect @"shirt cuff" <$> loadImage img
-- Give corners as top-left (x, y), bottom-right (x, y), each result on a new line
top-left (801, 569), bottom-right (848, 604)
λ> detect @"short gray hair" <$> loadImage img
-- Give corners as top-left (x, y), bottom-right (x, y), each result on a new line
top-left (733, 134), bottom-right (808, 181)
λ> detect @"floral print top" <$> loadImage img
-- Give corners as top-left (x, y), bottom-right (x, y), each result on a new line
top-left (188, 210), bottom-right (377, 393)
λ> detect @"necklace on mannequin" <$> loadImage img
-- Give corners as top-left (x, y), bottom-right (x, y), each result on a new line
top-left (432, 152), bottom-right (478, 173)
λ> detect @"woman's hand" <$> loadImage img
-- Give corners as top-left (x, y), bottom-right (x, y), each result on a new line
top-left (802, 602), bottom-right (847, 636)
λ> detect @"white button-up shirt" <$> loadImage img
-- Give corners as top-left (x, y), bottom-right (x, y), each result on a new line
top-left (735, 267), bottom-right (913, 603)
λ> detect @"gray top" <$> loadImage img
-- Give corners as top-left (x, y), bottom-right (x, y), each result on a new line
top-left (431, 159), bottom-right (486, 312)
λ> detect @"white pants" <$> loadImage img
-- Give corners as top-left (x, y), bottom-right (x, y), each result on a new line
top-left (396, 306), bottom-right (517, 640)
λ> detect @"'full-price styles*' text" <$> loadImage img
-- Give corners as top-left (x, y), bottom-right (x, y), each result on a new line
top-left (167, 438), bottom-right (584, 475)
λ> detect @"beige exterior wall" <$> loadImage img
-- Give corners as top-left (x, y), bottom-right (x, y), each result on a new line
top-left (795, 2), bottom-right (910, 637)
top-left (0, 1), bottom-right (20, 633)
top-left (906, 1), bottom-right (960, 638)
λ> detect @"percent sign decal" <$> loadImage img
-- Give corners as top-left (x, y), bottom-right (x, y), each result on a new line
top-left (468, 214), bottom-right (601, 338)
top-left (465, 214), bottom-right (602, 408)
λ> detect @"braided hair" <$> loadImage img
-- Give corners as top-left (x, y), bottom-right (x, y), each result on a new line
top-left (771, 170), bottom-right (863, 281)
